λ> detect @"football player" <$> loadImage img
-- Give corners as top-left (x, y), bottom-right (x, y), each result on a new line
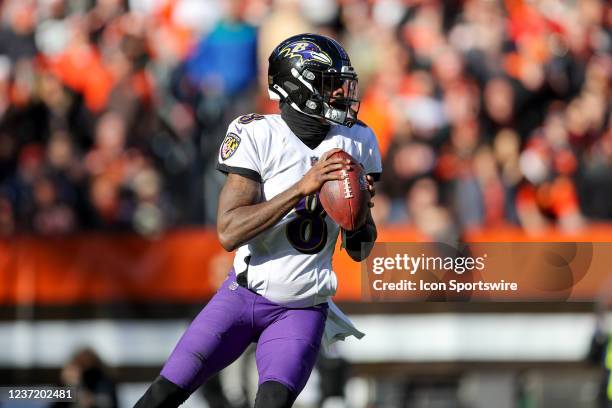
top-left (135, 33), bottom-right (382, 408)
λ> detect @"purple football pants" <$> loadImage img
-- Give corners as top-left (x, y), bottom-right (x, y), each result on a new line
top-left (160, 270), bottom-right (328, 395)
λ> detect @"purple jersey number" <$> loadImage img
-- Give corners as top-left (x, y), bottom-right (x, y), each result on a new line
top-left (285, 194), bottom-right (328, 254)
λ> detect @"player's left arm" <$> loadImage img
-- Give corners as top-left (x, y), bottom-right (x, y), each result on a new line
top-left (342, 122), bottom-right (382, 262)
top-left (342, 175), bottom-right (377, 261)
top-left (342, 124), bottom-right (381, 262)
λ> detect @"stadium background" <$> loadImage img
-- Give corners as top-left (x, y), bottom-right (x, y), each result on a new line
top-left (0, 0), bottom-right (610, 407)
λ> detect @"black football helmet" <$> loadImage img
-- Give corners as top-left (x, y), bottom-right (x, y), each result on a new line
top-left (268, 33), bottom-right (360, 127)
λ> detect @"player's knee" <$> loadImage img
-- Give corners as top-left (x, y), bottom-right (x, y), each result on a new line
top-left (133, 375), bottom-right (190, 408)
top-left (254, 380), bottom-right (296, 408)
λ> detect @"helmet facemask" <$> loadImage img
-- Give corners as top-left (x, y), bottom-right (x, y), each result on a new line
top-left (318, 68), bottom-right (360, 127)
top-left (270, 65), bottom-right (360, 127)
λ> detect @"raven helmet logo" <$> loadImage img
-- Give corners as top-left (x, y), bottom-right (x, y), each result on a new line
top-left (220, 132), bottom-right (241, 160)
top-left (279, 41), bottom-right (333, 66)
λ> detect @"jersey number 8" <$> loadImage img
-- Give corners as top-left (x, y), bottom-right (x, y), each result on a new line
top-left (285, 194), bottom-right (328, 254)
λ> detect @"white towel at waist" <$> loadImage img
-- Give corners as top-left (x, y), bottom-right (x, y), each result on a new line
top-left (322, 298), bottom-right (365, 352)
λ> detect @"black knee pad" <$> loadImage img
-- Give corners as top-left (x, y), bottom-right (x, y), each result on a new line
top-left (133, 375), bottom-right (190, 408)
top-left (254, 381), bottom-right (296, 408)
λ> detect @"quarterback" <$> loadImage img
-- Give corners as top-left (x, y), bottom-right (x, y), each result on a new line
top-left (135, 33), bottom-right (382, 408)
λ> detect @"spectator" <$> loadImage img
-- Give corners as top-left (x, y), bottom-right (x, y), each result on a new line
top-left (0, 0), bottom-right (608, 236)
top-left (53, 347), bottom-right (118, 408)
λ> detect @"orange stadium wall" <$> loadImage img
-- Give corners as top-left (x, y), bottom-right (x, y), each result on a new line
top-left (1, 225), bottom-right (611, 306)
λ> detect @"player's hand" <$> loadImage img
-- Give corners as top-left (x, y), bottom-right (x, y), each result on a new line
top-left (296, 148), bottom-right (351, 196)
top-left (366, 174), bottom-right (376, 207)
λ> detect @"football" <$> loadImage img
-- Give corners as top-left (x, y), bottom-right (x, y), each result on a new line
top-left (319, 150), bottom-right (370, 231)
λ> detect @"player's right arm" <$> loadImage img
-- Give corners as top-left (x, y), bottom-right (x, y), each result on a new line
top-left (216, 149), bottom-right (349, 252)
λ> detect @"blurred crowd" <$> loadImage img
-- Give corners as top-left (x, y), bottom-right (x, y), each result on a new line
top-left (0, 0), bottom-right (610, 237)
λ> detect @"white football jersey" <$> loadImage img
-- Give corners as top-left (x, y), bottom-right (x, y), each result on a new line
top-left (217, 113), bottom-right (382, 308)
